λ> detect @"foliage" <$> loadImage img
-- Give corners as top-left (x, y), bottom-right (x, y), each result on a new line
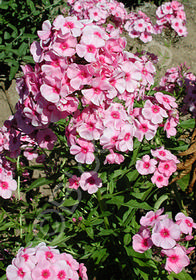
top-left (0, 0), bottom-right (68, 81)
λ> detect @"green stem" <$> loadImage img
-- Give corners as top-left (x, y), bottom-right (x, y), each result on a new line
top-left (96, 189), bottom-right (110, 229)
top-left (17, 156), bottom-right (23, 239)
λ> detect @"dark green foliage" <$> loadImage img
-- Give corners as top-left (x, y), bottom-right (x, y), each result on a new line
top-left (0, 0), bottom-right (68, 82)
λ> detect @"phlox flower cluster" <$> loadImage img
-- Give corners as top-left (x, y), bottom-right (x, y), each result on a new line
top-left (67, 0), bottom-right (187, 43)
top-left (0, 13), bottom-right (182, 198)
top-left (6, 242), bottom-right (88, 280)
top-left (155, 1), bottom-right (187, 37)
top-left (67, 0), bottom-right (156, 43)
top-left (155, 63), bottom-right (196, 117)
top-left (136, 146), bottom-right (179, 188)
top-left (132, 208), bottom-right (196, 274)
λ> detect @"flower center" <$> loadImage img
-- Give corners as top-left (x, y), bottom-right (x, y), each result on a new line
top-left (143, 162), bottom-right (150, 169)
top-left (140, 124), bottom-right (148, 132)
top-left (41, 269), bottom-right (51, 279)
top-left (87, 177), bottom-right (95, 185)
top-left (169, 254), bottom-right (179, 263)
top-left (111, 111), bottom-right (120, 119)
top-left (57, 270), bottom-right (66, 279)
top-left (81, 146), bottom-right (88, 154)
top-left (0, 181), bottom-right (8, 190)
top-left (17, 268), bottom-right (25, 278)
top-left (45, 251), bottom-right (54, 260)
top-left (152, 105), bottom-right (160, 113)
top-left (160, 228), bottom-right (170, 238)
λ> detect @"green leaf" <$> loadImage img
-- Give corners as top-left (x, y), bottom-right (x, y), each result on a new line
top-left (124, 233), bottom-right (132, 245)
top-left (86, 227), bottom-right (94, 239)
top-left (107, 180), bottom-right (116, 194)
top-left (9, 62), bottom-right (19, 80)
top-left (98, 229), bottom-right (116, 236)
top-left (177, 173), bottom-right (190, 191)
top-left (106, 196), bottom-right (124, 206)
top-left (124, 200), bottom-right (152, 210)
top-left (154, 194), bottom-right (169, 210)
top-left (169, 271), bottom-right (193, 280)
top-left (7, 23), bottom-right (18, 38)
top-left (49, 232), bottom-right (74, 246)
top-left (0, 274), bottom-right (6, 280)
top-left (18, 42), bottom-right (28, 57)
top-left (4, 31), bottom-right (10, 40)
top-left (27, 0), bottom-right (35, 12)
top-left (179, 119), bottom-right (195, 129)
top-left (126, 169), bottom-right (139, 182)
top-left (27, 177), bottom-right (54, 192)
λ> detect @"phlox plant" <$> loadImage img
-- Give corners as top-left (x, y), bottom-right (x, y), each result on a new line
top-left (0, 0), bottom-right (196, 279)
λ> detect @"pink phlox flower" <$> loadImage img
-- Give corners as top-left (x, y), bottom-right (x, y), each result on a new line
top-left (155, 92), bottom-right (178, 110)
top-left (31, 260), bottom-right (56, 280)
top-left (132, 227), bottom-right (153, 253)
top-left (104, 151), bottom-right (125, 165)
top-left (82, 78), bottom-right (110, 106)
top-left (35, 245), bottom-right (59, 263)
top-left (139, 32), bottom-right (152, 43)
top-left (40, 77), bottom-right (63, 104)
top-left (89, 7), bottom-right (107, 22)
top-left (100, 127), bottom-right (120, 150)
top-left (135, 60), bottom-right (156, 86)
top-left (79, 171), bottom-right (102, 194)
top-left (103, 103), bottom-right (128, 130)
top-left (117, 123), bottom-right (134, 152)
top-left (76, 42), bottom-right (98, 62)
top-left (161, 245), bottom-right (190, 274)
top-left (162, 2), bottom-right (173, 14)
top-left (30, 41), bottom-right (44, 63)
top-left (53, 260), bottom-right (73, 279)
top-left (36, 128), bottom-right (57, 150)
top-left (120, 61), bottom-right (141, 92)
top-left (152, 218), bottom-right (181, 249)
top-left (6, 263), bottom-right (32, 280)
top-left (151, 170), bottom-right (169, 188)
top-left (136, 155), bottom-right (157, 175)
top-left (79, 263), bottom-right (88, 280)
top-left (158, 160), bottom-right (177, 177)
top-left (134, 116), bottom-right (157, 142)
top-left (58, 253), bottom-right (79, 271)
top-left (57, 96), bottom-right (79, 115)
top-left (175, 25), bottom-right (187, 37)
top-left (0, 172), bottom-right (17, 199)
top-left (151, 146), bottom-right (176, 161)
top-left (164, 117), bottom-right (178, 138)
top-left (76, 25), bottom-right (107, 62)
top-left (77, 113), bottom-right (103, 141)
top-left (133, 19), bottom-right (147, 32)
top-left (53, 15), bottom-right (83, 37)
top-left (41, 53), bottom-right (67, 78)
top-left (68, 175), bottom-right (80, 190)
top-left (37, 20), bottom-right (52, 41)
top-left (52, 34), bottom-right (77, 57)
top-left (175, 212), bottom-right (196, 235)
top-left (142, 99), bottom-right (168, 124)
top-left (70, 138), bottom-right (95, 164)
top-left (14, 247), bottom-right (36, 270)
top-left (140, 208), bottom-right (167, 227)
top-left (67, 63), bottom-right (91, 90)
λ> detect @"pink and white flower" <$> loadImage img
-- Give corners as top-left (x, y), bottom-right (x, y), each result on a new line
top-left (136, 155), bottom-right (157, 175)
top-left (79, 171), bottom-right (102, 194)
top-left (152, 218), bottom-right (181, 249)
